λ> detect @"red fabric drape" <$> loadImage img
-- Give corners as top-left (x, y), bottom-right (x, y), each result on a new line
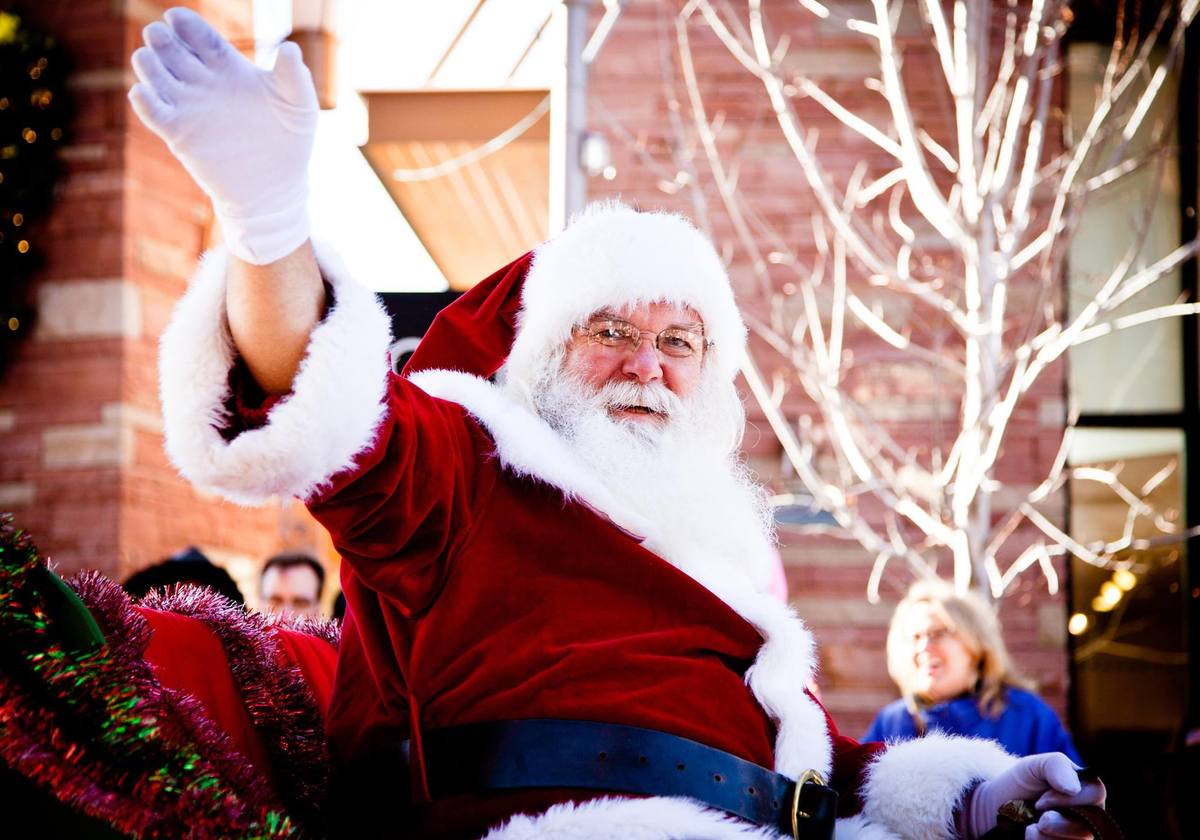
top-left (139, 608), bottom-right (275, 777)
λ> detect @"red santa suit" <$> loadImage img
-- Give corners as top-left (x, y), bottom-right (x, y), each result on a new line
top-left (158, 205), bottom-right (1017, 839)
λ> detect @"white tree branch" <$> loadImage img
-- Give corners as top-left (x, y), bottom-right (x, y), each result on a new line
top-left (868, 0), bottom-right (964, 242)
top-left (662, 0), bottom-right (1200, 601)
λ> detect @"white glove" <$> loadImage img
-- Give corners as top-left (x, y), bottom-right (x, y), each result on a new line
top-left (959, 753), bottom-right (1106, 839)
top-left (128, 7), bottom-right (318, 264)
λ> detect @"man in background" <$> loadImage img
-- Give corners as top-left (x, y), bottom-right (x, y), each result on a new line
top-left (259, 552), bottom-right (324, 618)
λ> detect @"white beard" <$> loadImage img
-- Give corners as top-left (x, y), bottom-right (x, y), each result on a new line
top-left (512, 355), bottom-right (777, 594)
top-left (492, 354), bottom-right (832, 781)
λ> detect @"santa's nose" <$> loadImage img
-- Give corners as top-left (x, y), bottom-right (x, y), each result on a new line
top-left (621, 337), bottom-right (664, 383)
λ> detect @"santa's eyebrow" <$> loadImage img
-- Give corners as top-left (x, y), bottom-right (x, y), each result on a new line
top-left (586, 309), bottom-right (705, 331)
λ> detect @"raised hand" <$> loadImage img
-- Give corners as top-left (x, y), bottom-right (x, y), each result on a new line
top-left (960, 753), bottom-right (1107, 839)
top-left (129, 7), bottom-right (318, 264)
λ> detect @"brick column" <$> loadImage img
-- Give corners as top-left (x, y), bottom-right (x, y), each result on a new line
top-left (0, 0), bottom-right (327, 602)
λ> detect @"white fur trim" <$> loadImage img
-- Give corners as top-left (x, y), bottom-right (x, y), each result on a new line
top-left (409, 369), bottom-right (832, 781)
top-left (708, 578), bottom-right (831, 780)
top-left (158, 244), bottom-right (393, 505)
top-left (479, 795), bottom-right (901, 840)
top-left (861, 733), bottom-right (1016, 840)
top-left (835, 815), bottom-right (902, 840)
top-left (481, 796), bottom-right (781, 840)
top-left (505, 202), bottom-right (747, 388)
top-left (408, 368), bottom-right (658, 540)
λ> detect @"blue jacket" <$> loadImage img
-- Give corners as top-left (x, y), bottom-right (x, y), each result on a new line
top-left (863, 687), bottom-right (1082, 764)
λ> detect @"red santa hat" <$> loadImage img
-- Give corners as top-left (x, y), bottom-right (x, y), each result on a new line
top-left (406, 202), bottom-right (746, 383)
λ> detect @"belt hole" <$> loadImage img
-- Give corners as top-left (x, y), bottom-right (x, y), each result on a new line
top-left (598, 751), bottom-right (607, 761)
top-left (771, 799), bottom-right (779, 808)
top-left (638, 756), bottom-right (648, 765)
top-left (747, 786), bottom-right (756, 796)
top-left (713, 773), bottom-right (724, 783)
top-left (676, 763), bottom-right (686, 771)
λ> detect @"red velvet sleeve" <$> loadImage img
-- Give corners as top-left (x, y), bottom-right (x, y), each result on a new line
top-left (301, 372), bottom-right (497, 617)
top-left (218, 275), bottom-right (497, 618)
top-left (222, 363), bottom-right (494, 619)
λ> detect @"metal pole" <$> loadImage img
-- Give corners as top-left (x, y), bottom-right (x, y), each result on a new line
top-left (562, 0), bottom-right (591, 220)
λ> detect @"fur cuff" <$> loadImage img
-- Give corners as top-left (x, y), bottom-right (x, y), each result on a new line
top-left (479, 796), bottom-right (901, 840)
top-left (158, 244), bottom-right (392, 505)
top-left (481, 796), bottom-right (779, 840)
top-left (860, 733), bottom-right (1016, 840)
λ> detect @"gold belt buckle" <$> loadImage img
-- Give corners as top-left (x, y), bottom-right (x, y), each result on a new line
top-left (791, 768), bottom-right (828, 840)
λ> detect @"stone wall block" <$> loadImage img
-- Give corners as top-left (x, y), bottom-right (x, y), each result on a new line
top-left (42, 420), bottom-right (134, 469)
top-left (35, 279), bottom-right (141, 341)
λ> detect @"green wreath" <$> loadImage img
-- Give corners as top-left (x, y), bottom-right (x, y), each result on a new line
top-left (0, 10), bottom-right (71, 374)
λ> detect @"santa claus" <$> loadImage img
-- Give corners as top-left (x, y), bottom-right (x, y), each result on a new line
top-left (131, 8), bottom-right (1106, 840)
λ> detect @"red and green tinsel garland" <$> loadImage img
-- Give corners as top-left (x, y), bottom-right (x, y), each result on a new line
top-left (139, 586), bottom-right (338, 834)
top-left (0, 515), bottom-right (298, 838)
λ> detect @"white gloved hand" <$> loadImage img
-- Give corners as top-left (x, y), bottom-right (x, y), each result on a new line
top-left (959, 753), bottom-right (1106, 839)
top-left (128, 7), bottom-right (318, 264)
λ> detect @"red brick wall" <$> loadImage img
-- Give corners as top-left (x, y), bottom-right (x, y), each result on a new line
top-left (587, 0), bottom-right (1072, 738)
top-left (0, 0), bottom-right (327, 605)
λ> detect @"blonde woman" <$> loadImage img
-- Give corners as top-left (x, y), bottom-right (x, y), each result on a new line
top-left (865, 578), bottom-right (1082, 763)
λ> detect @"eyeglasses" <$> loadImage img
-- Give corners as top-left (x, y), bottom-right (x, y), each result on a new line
top-left (911, 626), bottom-right (954, 647)
top-left (575, 317), bottom-right (711, 359)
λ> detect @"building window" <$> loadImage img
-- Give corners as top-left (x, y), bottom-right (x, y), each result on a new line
top-left (1065, 25), bottom-right (1198, 836)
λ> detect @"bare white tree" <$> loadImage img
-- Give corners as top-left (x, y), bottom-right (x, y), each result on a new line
top-left (656, 0), bottom-right (1199, 599)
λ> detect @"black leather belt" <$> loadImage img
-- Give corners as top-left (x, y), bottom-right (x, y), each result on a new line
top-left (417, 719), bottom-right (837, 839)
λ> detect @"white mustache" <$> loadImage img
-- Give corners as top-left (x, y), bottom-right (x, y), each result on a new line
top-left (594, 380), bottom-right (684, 416)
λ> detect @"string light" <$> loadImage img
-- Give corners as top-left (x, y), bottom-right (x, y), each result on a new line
top-left (0, 11), bottom-right (72, 373)
top-left (1098, 580), bottom-right (1123, 609)
top-left (1091, 595), bottom-right (1115, 613)
top-left (1112, 568), bottom-right (1137, 591)
top-left (1067, 613), bottom-right (1088, 635)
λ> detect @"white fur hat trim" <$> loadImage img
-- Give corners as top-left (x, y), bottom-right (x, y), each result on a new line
top-left (504, 201), bottom-right (747, 384)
